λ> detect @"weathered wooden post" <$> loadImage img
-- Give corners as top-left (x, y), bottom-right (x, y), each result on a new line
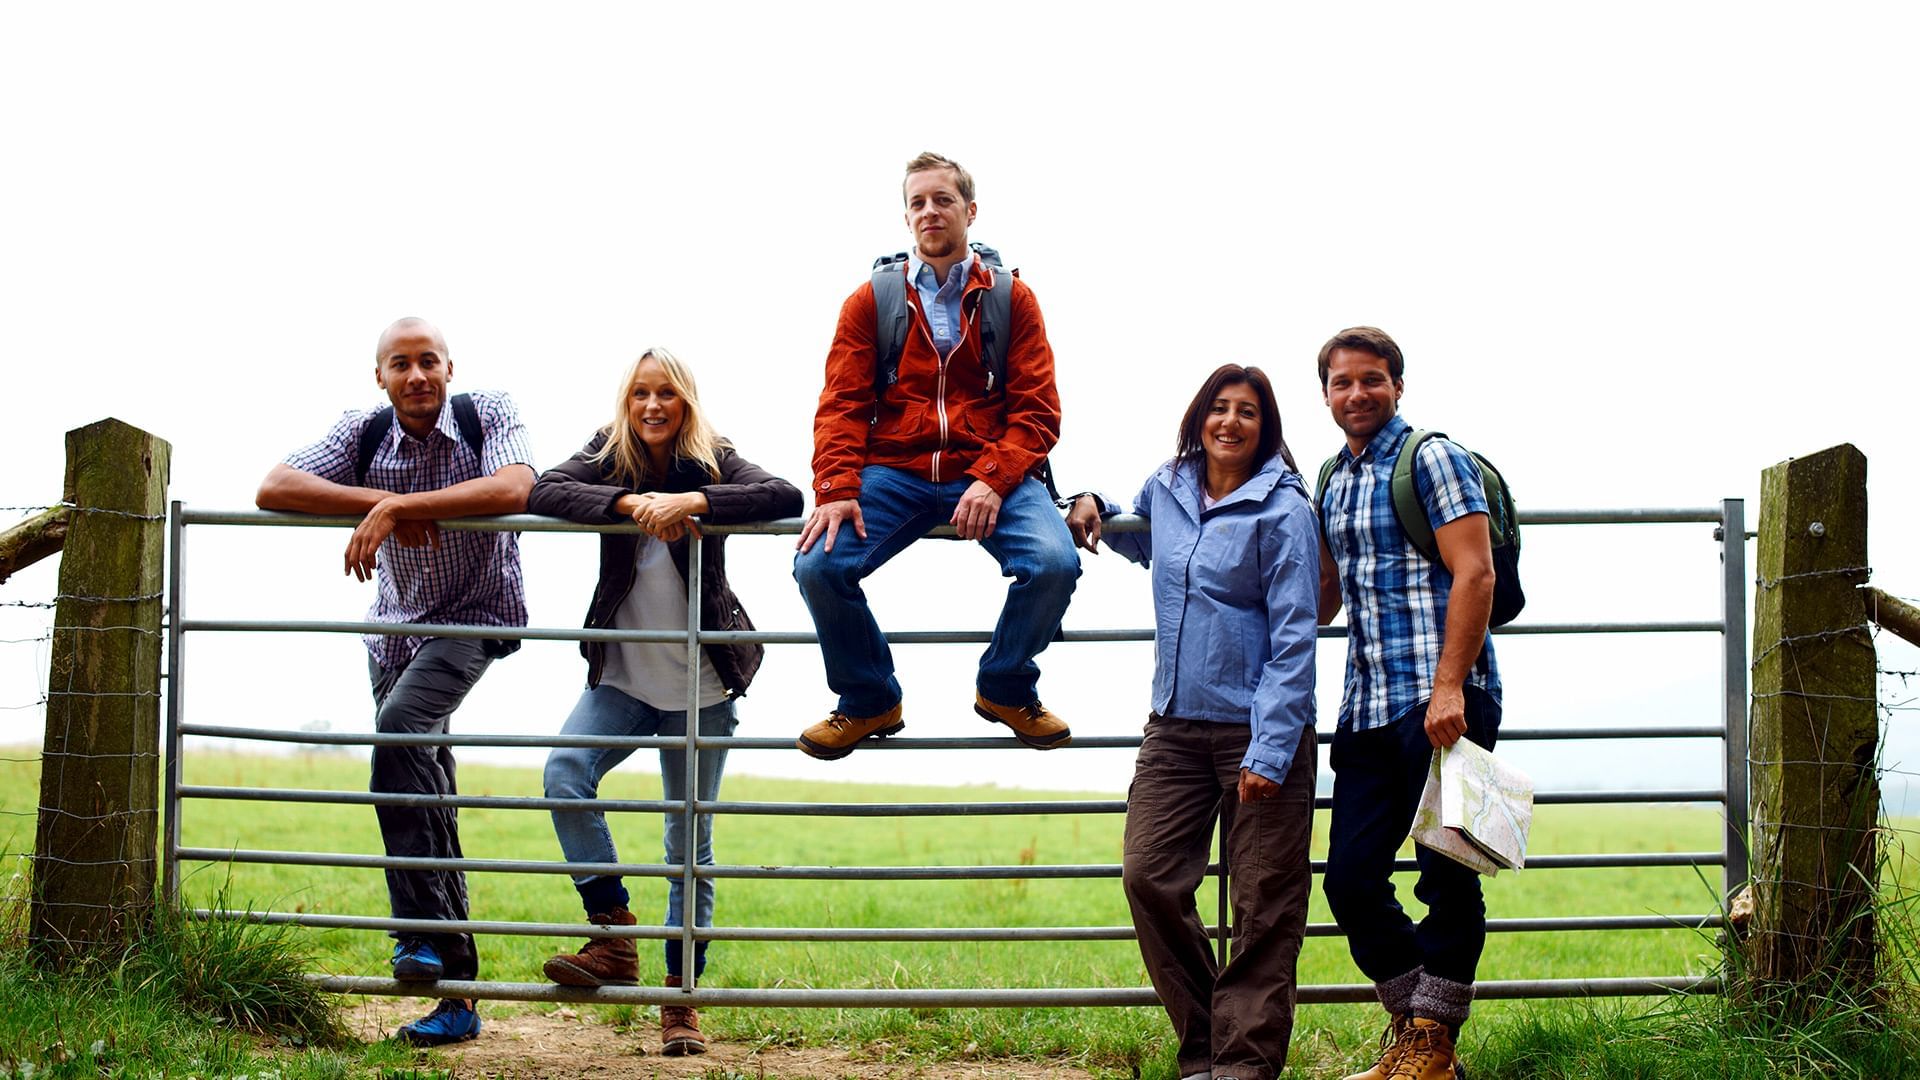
top-left (30, 419), bottom-right (171, 966)
top-left (1746, 444), bottom-right (1878, 1005)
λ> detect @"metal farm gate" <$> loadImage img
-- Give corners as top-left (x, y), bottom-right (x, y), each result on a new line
top-left (161, 501), bottom-right (1748, 1008)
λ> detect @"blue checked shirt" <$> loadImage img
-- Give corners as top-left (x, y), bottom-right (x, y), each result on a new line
top-left (283, 390), bottom-right (535, 669)
top-left (1321, 415), bottom-right (1500, 732)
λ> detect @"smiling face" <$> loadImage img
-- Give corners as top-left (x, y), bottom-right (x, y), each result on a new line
top-left (903, 166), bottom-right (975, 263)
top-left (1323, 346), bottom-right (1404, 451)
top-left (374, 322), bottom-right (452, 435)
top-left (1204, 381), bottom-right (1263, 478)
top-left (627, 355), bottom-right (686, 463)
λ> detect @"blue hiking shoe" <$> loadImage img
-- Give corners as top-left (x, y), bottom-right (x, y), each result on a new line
top-left (395, 998), bottom-right (481, 1046)
top-left (391, 938), bottom-right (444, 981)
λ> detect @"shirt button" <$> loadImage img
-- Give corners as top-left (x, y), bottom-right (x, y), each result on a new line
top-left (818, 481), bottom-right (832, 491)
top-left (983, 461), bottom-right (997, 473)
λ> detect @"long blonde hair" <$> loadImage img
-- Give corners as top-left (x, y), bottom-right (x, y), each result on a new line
top-left (588, 347), bottom-right (724, 486)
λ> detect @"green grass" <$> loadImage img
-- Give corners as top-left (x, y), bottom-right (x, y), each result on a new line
top-left (3, 749), bottom-right (1918, 1078)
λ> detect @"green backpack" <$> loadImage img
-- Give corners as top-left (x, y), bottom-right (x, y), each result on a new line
top-left (1315, 430), bottom-right (1525, 627)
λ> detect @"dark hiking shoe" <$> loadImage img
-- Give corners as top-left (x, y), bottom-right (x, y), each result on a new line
top-left (542, 907), bottom-right (640, 987)
top-left (661, 974), bottom-right (707, 1055)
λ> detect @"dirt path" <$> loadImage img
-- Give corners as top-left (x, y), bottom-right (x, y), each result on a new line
top-left (348, 998), bottom-right (1110, 1080)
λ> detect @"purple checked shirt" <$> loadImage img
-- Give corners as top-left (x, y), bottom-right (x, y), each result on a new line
top-left (283, 390), bottom-right (534, 669)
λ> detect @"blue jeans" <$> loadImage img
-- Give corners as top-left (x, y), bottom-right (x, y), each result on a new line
top-left (792, 465), bottom-right (1080, 715)
top-left (1323, 686), bottom-right (1502, 987)
top-left (544, 685), bottom-right (737, 977)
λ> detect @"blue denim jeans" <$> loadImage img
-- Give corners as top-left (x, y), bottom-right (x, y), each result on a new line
top-left (792, 465), bottom-right (1080, 715)
top-left (544, 685), bottom-right (737, 976)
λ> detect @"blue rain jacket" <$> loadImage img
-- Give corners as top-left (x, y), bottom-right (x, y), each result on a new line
top-left (1102, 454), bottom-right (1319, 784)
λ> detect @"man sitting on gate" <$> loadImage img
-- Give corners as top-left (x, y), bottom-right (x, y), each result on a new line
top-left (1314, 326), bottom-right (1502, 1080)
top-left (792, 151), bottom-right (1080, 760)
top-left (256, 316), bottom-right (535, 1047)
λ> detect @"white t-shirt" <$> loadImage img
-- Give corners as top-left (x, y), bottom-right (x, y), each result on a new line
top-left (597, 536), bottom-right (730, 711)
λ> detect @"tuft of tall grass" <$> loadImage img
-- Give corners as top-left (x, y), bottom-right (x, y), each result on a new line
top-left (124, 885), bottom-right (346, 1045)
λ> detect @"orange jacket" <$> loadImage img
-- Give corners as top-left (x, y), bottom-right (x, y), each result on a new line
top-left (809, 259), bottom-right (1061, 504)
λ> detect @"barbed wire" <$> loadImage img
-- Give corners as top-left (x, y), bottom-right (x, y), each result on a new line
top-left (0, 502), bottom-right (164, 522)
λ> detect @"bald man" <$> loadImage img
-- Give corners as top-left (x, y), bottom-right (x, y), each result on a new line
top-left (258, 317), bottom-right (535, 1046)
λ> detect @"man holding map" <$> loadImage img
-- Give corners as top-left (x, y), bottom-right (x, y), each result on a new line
top-left (1312, 327), bottom-right (1501, 1080)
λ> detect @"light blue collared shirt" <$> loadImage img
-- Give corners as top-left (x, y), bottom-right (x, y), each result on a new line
top-left (906, 249), bottom-right (975, 359)
top-left (1100, 455), bottom-right (1320, 785)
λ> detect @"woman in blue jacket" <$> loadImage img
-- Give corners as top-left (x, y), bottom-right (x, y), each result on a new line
top-left (1066, 364), bottom-right (1319, 1080)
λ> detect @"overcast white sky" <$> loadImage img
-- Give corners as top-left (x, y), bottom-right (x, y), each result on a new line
top-left (2, 3), bottom-right (1916, 808)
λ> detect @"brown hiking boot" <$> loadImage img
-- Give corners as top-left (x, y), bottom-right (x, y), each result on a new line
top-left (797, 701), bottom-right (904, 760)
top-left (541, 907), bottom-right (639, 987)
top-left (660, 974), bottom-right (707, 1055)
top-left (1343, 1013), bottom-right (1413, 1080)
top-left (1386, 1018), bottom-right (1463, 1080)
top-left (974, 692), bottom-right (1071, 749)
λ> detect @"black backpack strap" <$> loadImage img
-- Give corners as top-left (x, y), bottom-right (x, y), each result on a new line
top-left (978, 261), bottom-right (1013, 395)
top-left (356, 395), bottom-right (484, 486)
top-left (869, 255), bottom-right (910, 413)
top-left (449, 393), bottom-right (484, 460)
top-left (355, 407), bottom-right (395, 487)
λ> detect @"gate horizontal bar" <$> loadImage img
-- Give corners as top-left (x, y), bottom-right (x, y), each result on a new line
top-left (184, 508), bottom-right (1727, 533)
top-left (201, 908), bottom-right (1722, 941)
top-left (177, 722), bottom-right (1729, 750)
top-left (176, 785), bottom-right (1727, 815)
top-left (180, 617), bottom-right (1722, 641)
top-left (176, 847), bottom-right (1724, 878)
top-left (306, 974), bottom-right (1720, 1007)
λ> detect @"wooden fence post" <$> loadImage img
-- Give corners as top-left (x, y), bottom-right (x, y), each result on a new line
top-left (1746, 444), bottom-right (1878, 1004)
top-left (30, 419), bottom-right (171, 966)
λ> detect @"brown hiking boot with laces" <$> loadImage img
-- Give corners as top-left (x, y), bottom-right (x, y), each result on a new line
top-left (1386, 1017), bottom-right (1464, 1080)
top-left (660, 974), bottom-right (707, 1055)
top-left (973, 692), bottom-right (1071, 749)
top-left (797, 701), bottom-right (905, 760)
top-left (542, 907), bottom-right (639, 987)
top-left (1343, 1013), bottom-right (1413, 1080)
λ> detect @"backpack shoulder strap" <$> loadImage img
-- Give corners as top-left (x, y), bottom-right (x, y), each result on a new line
top-left (355, 407), bottom-right (396, 488)
top-left (979, 262), bottom-right (1013, 395)
top-left (450, 393), bottom-right (484, 459)
top-left (1390, 429), bottom-right (1442, 562)
top-left (870, 256), bottom-right (910, 405)
top-left (1312, 454), bottom-right (1342, 548)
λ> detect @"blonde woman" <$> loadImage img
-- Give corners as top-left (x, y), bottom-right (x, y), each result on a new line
top-left (527, 348), bottom-right (800, 1054)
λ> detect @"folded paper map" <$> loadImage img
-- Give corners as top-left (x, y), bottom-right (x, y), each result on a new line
top-left (1411, 738), bottom-right (1534, 876)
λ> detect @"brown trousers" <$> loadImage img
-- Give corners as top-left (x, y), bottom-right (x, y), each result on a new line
top-left (1122, 715), bottom-right (1317, 1080)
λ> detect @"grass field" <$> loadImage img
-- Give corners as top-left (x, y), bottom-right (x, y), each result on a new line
top-left (2, 747), bottom-right (1778, 1078)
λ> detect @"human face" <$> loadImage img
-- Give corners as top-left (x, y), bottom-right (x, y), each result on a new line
top-left (1204, 381), bottom-right (1263, 479)
top-left (374, 326), bottom-right (452, 435)
top-left (903, 167), bottom-right (975, 263)
top-left (1323, 347), bottom-right (1403, 451)
top-left (627, 356), bottom-right (686, 462)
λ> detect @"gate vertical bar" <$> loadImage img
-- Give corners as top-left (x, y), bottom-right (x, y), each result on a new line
top-left (681, 533), bottom-right (702, 989)
top-left (1719, 498), bottom-right (1749, 897)
top-left (162, 500), bottom-right (185, 906)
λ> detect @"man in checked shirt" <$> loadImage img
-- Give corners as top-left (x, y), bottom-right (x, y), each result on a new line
top-left (257, 316), bottom-right (535, 1047)
top-left (1314, 327), bottom-right (1500, 1080)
